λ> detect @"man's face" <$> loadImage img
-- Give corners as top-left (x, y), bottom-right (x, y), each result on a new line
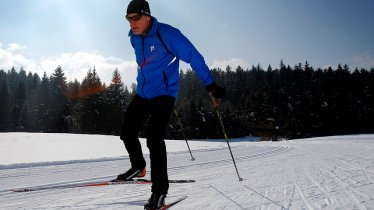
top-left (126, 13), bottom-right (150, 35)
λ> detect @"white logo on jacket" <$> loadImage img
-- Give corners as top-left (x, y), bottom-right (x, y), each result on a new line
top-left (150, 46), bottom-right (155, 52)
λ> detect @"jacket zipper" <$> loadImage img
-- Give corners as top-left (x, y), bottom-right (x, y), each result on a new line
top-left (140, 37), bottom-right (147, 97)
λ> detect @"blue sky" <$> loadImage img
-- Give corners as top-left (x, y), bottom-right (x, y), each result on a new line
top-left (1, 0), bottom-right (374, 86)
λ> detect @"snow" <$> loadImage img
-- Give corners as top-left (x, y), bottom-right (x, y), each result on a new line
top-left (1, 133), bottom-right (374, 209)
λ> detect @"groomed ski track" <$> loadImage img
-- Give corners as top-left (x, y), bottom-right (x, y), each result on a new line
top-left (1, 135), bottom-right (374, 209)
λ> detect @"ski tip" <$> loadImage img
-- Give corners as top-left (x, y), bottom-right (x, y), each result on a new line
top-left (159, 196), bottom-right (188, 210)
top-left (11, 189), bottom-right (29, 192)
top-left (168, 179), bottom-right (195, 183)
top-left (179, 195), bottom-right (188, 199)
top-left (144, 196), bottom-right (188, 210)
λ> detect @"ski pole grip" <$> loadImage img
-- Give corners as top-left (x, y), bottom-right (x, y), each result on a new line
top-left (210, 93), bottom-right (220, 108)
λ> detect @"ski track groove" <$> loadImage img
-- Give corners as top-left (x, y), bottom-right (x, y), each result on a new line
top-left (285, 177), bottom-right (296, 210)
top-left (314, 154), bottom-right (368, 210)
top-left (322, 161), bottom-right (371, 210)
top-left (297, 154), bottom-right (342, 209)
top-left (166, 145), bottom-right (289, 173)
top-left (286, 158), bottom-right (315, 210)
top-left (291, 174), bottom-right (314, 210)
top-left (0, 144), bottom-right (289, 196)
top-left (261, 185), bottom-right (269, 210)
top-left (0, 144), bottom-right (281, 181)
top-left (303, 148), bottom-right (367, 209)
top-left (327, 153), bottom-right (373, 182)
top-left (324, 166), bottom-right (367, 210)
top-left (209, 184), bottom-right (246, 210)
top-left (2, 137), bottom-right (374, 209)
top-left (282, 177), bottom-right (288, 209)
top-left (260, 172), bottom-right (273, 210)
top-left (323, 153), bottom-right (373, 199)
top-left (304, 167), bottom-right (335, 207)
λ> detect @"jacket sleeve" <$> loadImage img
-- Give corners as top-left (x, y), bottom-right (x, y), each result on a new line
top-left (161, 26), bottom-right (214, 86)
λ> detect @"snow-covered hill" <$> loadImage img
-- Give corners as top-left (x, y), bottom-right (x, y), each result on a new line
top-left (0, 133), bottom-right (373, 209)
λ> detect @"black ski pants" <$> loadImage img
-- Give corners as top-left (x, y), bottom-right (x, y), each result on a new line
top-left (120, 94), bottom-right (175, 194)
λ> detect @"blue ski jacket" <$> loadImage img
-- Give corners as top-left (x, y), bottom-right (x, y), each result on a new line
top-left (129, 17), bottom-right (214, 99)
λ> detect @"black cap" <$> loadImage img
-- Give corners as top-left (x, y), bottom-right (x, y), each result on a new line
top-left (127, 0), bottom-right (151, 16)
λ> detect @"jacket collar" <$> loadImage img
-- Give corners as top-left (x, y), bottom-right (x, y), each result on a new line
top-left (128, 16), bottom-right (158, 37)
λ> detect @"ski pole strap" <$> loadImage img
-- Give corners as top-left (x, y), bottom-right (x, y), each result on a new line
top-left (210, 93), bottom-right (220, 108)
top-left (173, 108), bottom-right (179, 118)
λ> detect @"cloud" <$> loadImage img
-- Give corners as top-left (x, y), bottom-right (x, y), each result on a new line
top-left (7, 43), bottom-right (27, 52)
top-left (0, 43), bottom-right (137, 87)
top-left (0, 43), bottom-right (34, 70)
top-left (352, 51), bottom-right (374, 70)
top-left (210, 58), bottom-right (249, 70)
top-left (38, 51), bottom-right (137, 86)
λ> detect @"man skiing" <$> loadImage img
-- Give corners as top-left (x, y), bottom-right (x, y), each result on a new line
top-left (116, 0), bottom-right (224, 209)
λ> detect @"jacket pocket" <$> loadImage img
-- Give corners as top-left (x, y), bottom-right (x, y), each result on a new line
top-left (162, 70), bottom-right (169, 92)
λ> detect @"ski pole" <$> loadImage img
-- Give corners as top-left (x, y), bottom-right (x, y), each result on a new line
top-left (211, 96), bottom-right (243, 181)
top-left (174, 109), bottom-right (195, 161)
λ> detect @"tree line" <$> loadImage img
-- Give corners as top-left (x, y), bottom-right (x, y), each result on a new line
top-left (0, 61), bottom-right (373, 140)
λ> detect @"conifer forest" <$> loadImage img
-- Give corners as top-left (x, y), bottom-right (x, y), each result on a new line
top-left (1, 61), bottom-right (373, 140)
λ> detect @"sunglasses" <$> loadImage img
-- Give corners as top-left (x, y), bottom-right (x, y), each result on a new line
top-left (126, 14), bottom-right (142, 22)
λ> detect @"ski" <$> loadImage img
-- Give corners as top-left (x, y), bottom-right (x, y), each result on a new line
top-left (111, 178), bottom-right (195, 184)
top-left (161, 196), bottom-right (188, 210)
top-left (11, 179), bottom-right (195, 193)
top-left (145, 196), bottom-right (187, 210)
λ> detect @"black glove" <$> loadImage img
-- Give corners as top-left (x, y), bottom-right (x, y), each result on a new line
top-left (206, 82), bottom-right (225, 99)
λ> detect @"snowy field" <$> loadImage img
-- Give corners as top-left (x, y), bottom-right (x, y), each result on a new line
top-left (0, 133), bottom-right (373, 209)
